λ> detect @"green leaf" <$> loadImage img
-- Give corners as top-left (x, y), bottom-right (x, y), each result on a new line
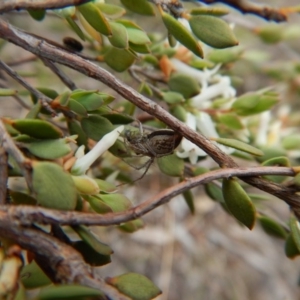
top-left (258, 216), bottom-right (288, 239)
top-left (104, 47), bottom-right (135, 72)
top-left (85, 195), bottom-right (113, 214)
top-left (57, 90), bottom-right (71, 106)
top-left (73, 241), bottom-right (111, 266)
top-left (11, 119), bottom-right (63, 139)
top-left (10, 190), bottom-right (37, 205)
top-left (168, 73), bottom-right (200, 98)
top-left (256, 24), bottom-right (285, 44)
top-left (72, 225), bottom-right (113, 255)
top-left (189, 7), bottom-right (229, 16)
top-left (119, 219), bottom-right (144, 233)
top-left (232, 92), bottom-right (278, 116)
top-left (65, 16), bottom-right (86, 41)
top-left (170, 105), bottom-right (187, 122)
top-left (183, 189), bottom-right (195, 214)
top-left (21, 261), bottom-right (51, 289)
top-left (285, 234), bottom-right (300, 259)
top-left (162, 11), bottom-right (203, 58)
top-left (207, 48), bottom-right (243, 64)
top-left (27, 9), bottom-right (46, 21)
top-left (81, 115), bottom-right (114, 141)
top-left (38, 285), bottom-right (104, 300)
top-left (189, 15), bottom-right (238, 49)
top-left (106, 272), bottom-right (161, 300)
top-left (0, 88), bottom-right (17, 96)
top-left (282, 134), bottom-right (300, 150)
top-left (205, 182), bottom-right (224, 202)
top-left (261, 156), bottom-right (290, 183)
top-left (218, 113), bottom-right (244, 130)
top-left (67, 99), bottom-right (88, 116)
top-left (71, 89), bottom-right (105, 111)
top-left (214, 137), bottom-right (264, 156)
top-left (25, 139), bottom-right (72, 159)
top-left (157, 154), bottom-right (184, 177)
top-left (289, 215), bottom-right (300, 252)
top-left (101, 113), bottom-right (134, 125)
top-left (67, 120), bottom-right (88, 147)
top-left (162, 91), bottom-right (185, 104)
top-left (77, 2), bottom-right (112, 36)
top-left (95, 179), bottom-right (117, 193)
top-left (32, 162), bottom-right (77, 210)
top-left (126, 27), bottom-right (151, 45)
top-left (95, 3), bottom-right (126, 18)
top-left (222, 178), bottom-right (256, 230)
top-left (108, 22), bottom-right (128, 48)
top-left (99, 193), bottom-right (132, 212)
top-left (120, 0), bottom-right (155, 16)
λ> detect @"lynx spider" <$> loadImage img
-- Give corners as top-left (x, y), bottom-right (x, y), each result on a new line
top-left (123, 122), bottom-right (182, 182)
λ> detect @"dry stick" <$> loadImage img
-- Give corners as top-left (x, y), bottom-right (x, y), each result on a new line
top-left (0, 147), bottom-right (8, 204)
top-left (197, 0), bottom-right (287, 22)
top-left (0, 19), bottom-right (299, 215)
top-left (0, 213), bottom-right (130, 300)
top-left (0, 0), bottom-right (91, 13)
top-left (0, 166), bottom-right (296, 227)
top-left (0, 59), bottom-right (56, 115)
top-left (40, 57), bottom-right (78, 90)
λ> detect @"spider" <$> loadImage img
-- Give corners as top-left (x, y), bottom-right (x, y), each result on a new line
top-left (123, 122), bottom-right (182, 182)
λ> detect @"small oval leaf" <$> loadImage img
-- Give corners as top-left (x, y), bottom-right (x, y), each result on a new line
top-left (11, 119), bottom-right (63, 139)
top-left (222, 178), bottom-right (256, 230)
top-left (213, 137), bottom-right (264, 156)
top-left (106, 272), bottom-right (161, 300)
top-left (77, 2), bottom-right (112, 36)
top-left (189, 15), bottom-right (238, 49)
top-left (259, 216), bottom-right (288, 239)
top-left (32, 162), bottom-right (77, 210)
top-left (157, 154), bottom-right (184, 177)
top-left (162, 11), bottom-right (203, 58)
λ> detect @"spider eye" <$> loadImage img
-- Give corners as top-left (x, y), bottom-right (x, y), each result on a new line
top-left (124, 130), bottom-right (131, 140)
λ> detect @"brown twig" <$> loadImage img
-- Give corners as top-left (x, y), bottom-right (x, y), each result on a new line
top-left (0, 0), bottom-right (91, 13)
top-left (40, 57), bottom-right (78, 90)
top-left (197, 0), bottom-right (287, 22)
top-left (0, 19), bottom-right (299, 216)
top-left (0, 166), bottom-right (297, 227)
top-left (0, 214), bottom-right (130, 300)
top-left (0, 59), bottom-right (56, 115)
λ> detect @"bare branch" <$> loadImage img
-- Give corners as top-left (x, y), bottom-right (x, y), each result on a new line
top-left (0, 166), bottom-right (298, 227)
top-left (40, 57), bottom-right (78, 90)
top-left (0, 214), bottom-right (130, 300)
top-left (198, 0), bottom-right (287, 22)
top-left (0, 147), bottom-right (8, 204)
top-left (0, 0), bottom-right (91, 13)
top-left (0, 59), bottom-right (56, 115)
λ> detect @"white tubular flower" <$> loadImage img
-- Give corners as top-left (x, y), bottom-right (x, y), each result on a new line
top-left (171, 58), bottom-right (221, 87)
top-left (192, 75), bottom-right (236, 108)
top-left (71, 125), bottom-right (124, 175)
top-left (176, 113), bottom-right (207, 164)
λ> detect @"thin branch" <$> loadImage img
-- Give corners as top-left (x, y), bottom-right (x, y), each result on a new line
top-left (0, 147), bottom-right (8, 204)
top-left (0, 80), bottom-right (31, 109)
top-left (0, 119), bottom-right (33, 191)
top-left (0, 0), bottom-right (91, 13)
top-left (0, 20), bottom-right (299, 215)
top-left (197, 0), bottom-right (287, 22)
top-left (0, 215), bottom-right (130, 300)
top-left (0, 59), bottom-right (56, 115)
top-left (40, 57), bottom-right (78, 90)
top-left (7, 55), bottom-right (37, 66)
top-left (0, 166), bottom-right (298, 227)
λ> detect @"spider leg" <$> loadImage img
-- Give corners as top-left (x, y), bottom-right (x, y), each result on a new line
top-left (130, 157), bottom-right (154, 183)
